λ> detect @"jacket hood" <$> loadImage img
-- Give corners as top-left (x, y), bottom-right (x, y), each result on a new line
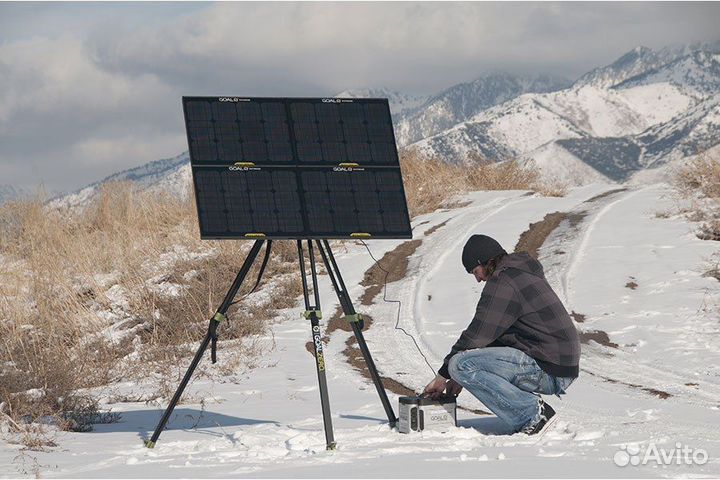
top-left (496, 252), bottom-right (545, 278)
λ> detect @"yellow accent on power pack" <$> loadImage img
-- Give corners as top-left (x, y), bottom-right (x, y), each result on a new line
top-left (338, 162), bottom-right (360, 167)
top-left (244, 233), bottom-right (266, 238)
top-left (350, 232), bottom-right (372, 238)
top-left (234, 162), bottom-right (256, 167)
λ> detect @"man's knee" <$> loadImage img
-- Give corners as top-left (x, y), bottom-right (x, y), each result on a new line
top-left (448, 354), bottom-right (463, 381)
top-left (448, 350), bottom-right (481, 383)
top-left (448, 347), bottom-right (516, 383)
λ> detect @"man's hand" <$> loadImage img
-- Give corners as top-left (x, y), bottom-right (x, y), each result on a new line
top-left (423, 374), bottom-right (450, 399)
top-left (446, 379), bottom-right (463, 396)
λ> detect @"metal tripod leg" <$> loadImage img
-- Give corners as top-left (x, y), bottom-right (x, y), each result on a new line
top-left (297, 240), bottom-right (336, 450)
top-left (144, 240), bottom-right (265, 448)
top-left (316, 239), bottom-right (398, 427)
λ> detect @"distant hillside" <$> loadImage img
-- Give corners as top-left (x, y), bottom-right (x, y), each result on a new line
top-left (49, 43), bottom-right (720, 207)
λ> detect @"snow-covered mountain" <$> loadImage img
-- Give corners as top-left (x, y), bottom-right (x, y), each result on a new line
top-left (50, 43), bottom-right (720, 206)
top-left (410, 44), bottom-right (720, 184)
top-left (575, 45), bottom-right (686, 89)
top-left (615, 48), bottom-right (720, 99)
top-left (50, 152), bottom-right (191, 209)
top-left (393, 73), bottom-right (571, 146)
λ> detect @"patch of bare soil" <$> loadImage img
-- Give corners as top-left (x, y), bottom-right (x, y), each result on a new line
top-left (570, 311), bottom-right (586, 323)
top-left (583, 188), bottom-right (628, 204)
top-left (579, 330), bottom-right (619, 349)
top-left (625, 277), bottom-right (639, 290)
top-left (443, 200), bottom-right (472, 210)
top-left (581, 369), bottom-right (673, 399)
top-left (514, 212), bottom-right (587, 258)
top-left (359, 240), bottom-right (422, 306)
top-left (425, 219), bottom-right (450, 236)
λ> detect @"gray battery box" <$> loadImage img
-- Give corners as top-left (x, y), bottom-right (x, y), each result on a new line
top-left (398, 395), bottom-right (457, 433)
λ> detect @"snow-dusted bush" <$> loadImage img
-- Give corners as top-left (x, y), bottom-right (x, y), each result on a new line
top-left (673, 150), bottom-right (720, 241)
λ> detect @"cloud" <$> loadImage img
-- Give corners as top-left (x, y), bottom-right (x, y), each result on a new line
top-left (1, 2), bottom-right (719, 193)
top-left (0, 34), bottom-right (185, 191)
top-left (86, 2), bottom-right (720, 92)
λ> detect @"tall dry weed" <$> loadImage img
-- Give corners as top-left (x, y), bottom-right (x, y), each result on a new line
top-left (0, 183), bottom-right (294, 429)
top-left (399, 149), bottom-right (543, 216)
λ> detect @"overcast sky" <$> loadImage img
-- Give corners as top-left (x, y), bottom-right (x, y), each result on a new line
top-left (1, 1), bottom-right (719, 194)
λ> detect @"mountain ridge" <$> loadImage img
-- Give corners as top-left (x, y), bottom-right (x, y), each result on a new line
top-left (47, 43), bottom-right (720, 207)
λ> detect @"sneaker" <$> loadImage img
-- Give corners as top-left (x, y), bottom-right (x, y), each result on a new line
top-left (520, 399), bottom-right (556, 435)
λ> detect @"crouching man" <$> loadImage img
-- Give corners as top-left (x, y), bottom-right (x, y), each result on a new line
top-left (424, 235), bottom-right (580, 435)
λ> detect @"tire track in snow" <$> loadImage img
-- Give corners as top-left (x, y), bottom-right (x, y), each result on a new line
top-left (561, 186), bottom-right (647, 307)
top-left (550, 184), bottom-right (720, 408)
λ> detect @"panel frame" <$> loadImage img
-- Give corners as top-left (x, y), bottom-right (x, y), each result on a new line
top-left (183, 96), bottom-right (411, 240)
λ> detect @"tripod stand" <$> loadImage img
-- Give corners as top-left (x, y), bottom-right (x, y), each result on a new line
top-left (144, 239), bottom-right (398, 450)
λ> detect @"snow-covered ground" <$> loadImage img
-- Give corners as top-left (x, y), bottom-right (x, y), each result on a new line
top-left (2, 183), bottom-right (719, 478)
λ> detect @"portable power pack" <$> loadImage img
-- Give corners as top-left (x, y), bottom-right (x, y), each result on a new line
top-left (398, 395), bottom-right (457, 433)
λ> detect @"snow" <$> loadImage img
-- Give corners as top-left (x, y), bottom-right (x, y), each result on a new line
top-left (3, 182), bottom-right (719, 477)
top-left (614, 83), bottom-right (693, 127)
top-left (484, 94), bottom-right (585, 153)
top-left (520, 142), bottom-right (612, 186)
top-left (409, 82), bottom-right (694, 168)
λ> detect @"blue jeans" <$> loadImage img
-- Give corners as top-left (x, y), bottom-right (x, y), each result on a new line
top-left (448, 347), bottom-right (575, 432)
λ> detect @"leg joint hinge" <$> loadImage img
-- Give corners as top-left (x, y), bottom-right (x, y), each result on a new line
top-left (302, 309), bottom-right (322, 320)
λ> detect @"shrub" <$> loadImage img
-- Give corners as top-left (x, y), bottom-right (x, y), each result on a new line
top-left (399, 149), bottom-right (547, 216)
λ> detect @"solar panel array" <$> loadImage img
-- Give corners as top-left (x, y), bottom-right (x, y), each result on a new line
top-left (183, 97), bottom-right (412, 239)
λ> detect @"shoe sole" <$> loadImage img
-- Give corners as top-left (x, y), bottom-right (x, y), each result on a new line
top-left (530, 414), bottom-right (559, 442)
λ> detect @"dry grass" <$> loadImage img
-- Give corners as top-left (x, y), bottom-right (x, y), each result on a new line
top-left (399, 149), bottom-right (553, 217)
top-left (672, 150), bottom-right (720, 241)
top-left (674, 151), bottom-right (720, 200)
top-left (0, 183), bottom-right (298, 437)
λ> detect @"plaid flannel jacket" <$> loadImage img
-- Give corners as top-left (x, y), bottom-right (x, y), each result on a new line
top-left (438, 252), bottom-right (580, 379)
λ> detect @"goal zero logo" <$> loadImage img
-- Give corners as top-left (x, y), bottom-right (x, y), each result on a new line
top-left (430, 414), bottom-right (449, 422)
top-left (312, 325), bottom-right (325, 371)
top-left (332, 163), bottom-right (364, 172)
top-left (229, 162), bottom-right (260, 171)
top-left (322, 98), bottom-right (353, 104)
top-left (218, 97), bottom-right (250, 102)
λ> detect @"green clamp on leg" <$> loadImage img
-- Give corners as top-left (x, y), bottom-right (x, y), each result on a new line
top-left (302, 309), bottom-right (322, 320)
top-left (213, 312), bottom-right (227, 322)
top-left (144, 439), bottom-right (155, 449)
top-left (343, 313), bottom-right (363, 323)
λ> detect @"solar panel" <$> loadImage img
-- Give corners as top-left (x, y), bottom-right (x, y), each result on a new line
top-left (183, 97), bottom-right (411, 239)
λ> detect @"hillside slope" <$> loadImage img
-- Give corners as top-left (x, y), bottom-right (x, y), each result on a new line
top-left (4, 182), bottom-right (718, 477)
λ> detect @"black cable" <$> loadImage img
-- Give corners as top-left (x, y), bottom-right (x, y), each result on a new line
top-left (360, 240), bottom-right (437, 376)
top-left (229, 240), bottom-right (273, 307)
